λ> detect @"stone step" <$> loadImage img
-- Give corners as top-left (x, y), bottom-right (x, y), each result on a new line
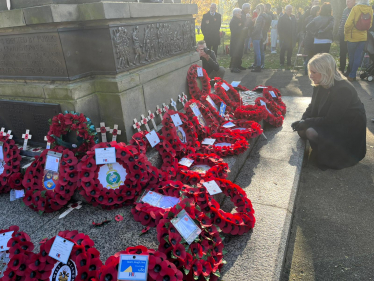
top-left (220, 96), bottom-right (311, 280)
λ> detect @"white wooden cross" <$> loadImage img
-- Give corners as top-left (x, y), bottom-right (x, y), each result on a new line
top-left (22, 130), bottom-right (32, 150)
top-left (147, 110), bottom-right (157, 130)
top-left (133, 119), bottom-right (142, 132)
top-left (224, 114), bottom-right (232, 121)
top-left (170, 98), bottom-right (177, 111)
top-left (182, 92), bottom-right (188, 104)
top-left (44, 136), bottom-right (51, 149)
top-left (178, 95), bottom-right (185, 106)
top-left (0, 128), bottom-right (5, 136)
top-left (110, 125), bottom-right (122, 142)
top-left (6, 130), bottom-right (13, 139)
top-left (96, 122), bottom-right (110, 143)
top-left (140, 114), bottom-right (150, 132)
top-left (162, 103), bottom-right (169, 113)
top-left (156, 105), bottom-right (164, 121)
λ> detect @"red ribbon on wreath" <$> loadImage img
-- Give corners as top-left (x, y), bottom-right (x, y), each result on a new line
top-left (218, 119), bottom-right (263, 140)
top-left (200, 133), bottom-right (249, 157)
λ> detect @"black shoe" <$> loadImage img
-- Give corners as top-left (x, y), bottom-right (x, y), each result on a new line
top-left (231, 68), bottom-right (241, 73)
top-left (238, 66), bottom-right (246, 70)
top-left (248, 64), bottom-right (255, 69)
top-left (251, 66), bottom-right (261, 72)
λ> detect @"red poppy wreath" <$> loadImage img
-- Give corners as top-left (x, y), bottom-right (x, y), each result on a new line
top-left (132, 180), bottom-right (185, 227)
top-left (46, 111), bottom-right (98, 157)
top-left (255, 97), bottom-right (284, 127)
top-left (184, 178), bottom-right (256, 235)
top-left (25, 230), bottom-right (102, 281)
top-left (200, 133), bottom-right (249, 157)
top-left (219, 119), bottom-right (263, 140)
top-left (0, 132), bottom-right (21, 194)
top-left (253, 85), bottom-right (287, 116)
top-left (129, 130), bottom-right (179, 181)
top-left (156, 198), bottom-right (224, 281)
top-left (78, 142), bottom-right (152, 209)
top-left (0, 225), bottom-right (35, 281)
top-left (200, 93), bottom-right (234, 123)
top-left (176, 153), bottom-right (229, 185)
top-left (187, 64), bottom-right (211, 100)
top-left (22, 148), bottom-right (78, 214)
top-left (97, 245), bottom-right (183, 281)
top-left (214, 78), bottom-right (242, 106)
top-left (184, 99), bottom-right (220, 138)
top-left (162, 109), bottom-right (200, 155)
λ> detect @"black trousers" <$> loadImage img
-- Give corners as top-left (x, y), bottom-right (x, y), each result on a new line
top-left (312, 43), bottom-right (331, 57)
top-left (339, 36), bottom-right (349, 73)
top-left (280, 42), bottom-right (293, 65)
top-left (205, 40), bottom-right (219, 56)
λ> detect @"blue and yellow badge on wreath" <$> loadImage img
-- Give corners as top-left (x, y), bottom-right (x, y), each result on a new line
top-left (98, 163), bottom-right (127, 190)
top-left (43, 170), bottom-right (59, 191)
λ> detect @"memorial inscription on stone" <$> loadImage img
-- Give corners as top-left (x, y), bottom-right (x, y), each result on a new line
top-left (0, 32), bottom-right (68, 79)
top-left (110, 19), bottom-right (196, 72)
top-left (0, 100), bottom-right (61, 146)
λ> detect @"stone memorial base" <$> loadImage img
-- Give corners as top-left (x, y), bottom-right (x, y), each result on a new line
top-left (0, 1), bottom-right (199, 142)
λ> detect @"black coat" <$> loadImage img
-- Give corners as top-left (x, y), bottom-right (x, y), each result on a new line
top-left (278, 13), bottom-right (297, 47)
top-left (302, 79), bottom-right (366, 169)
top-left (306, 15), bottom-right (334, 41)
top-left (251, 13), bottom-right (266, 40)
top-left (230, 16), bottom-right (246, 56)
top-left (201, 12), bottom-right (222, 46)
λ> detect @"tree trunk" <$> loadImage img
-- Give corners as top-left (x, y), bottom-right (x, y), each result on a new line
top-left (331, 0), bottom-right (346, 38)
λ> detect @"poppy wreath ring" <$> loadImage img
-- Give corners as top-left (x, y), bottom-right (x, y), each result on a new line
top-left (187, 64), bottom-right (211, 100)
top-left (129, 130), bottom-right (179, 181)
top-left (0, 132), bottom-right (21, 194)
top-left (22, 148), bottom-right (79, 213)
top-left (161, 109), bottom-right (200, 156)
top-left (255, 97), bottom-right (284, 127)
top-left (184, 178), bottom-right (256, 235)
top-left (131, 180), bottom-right (186, 227)
top-left (25, 230), bottom-right (102, 281)
top-left (200, 93), bottom-right (235, 123)
top-left (1, 225), bottom-right (35, 281)
top-left (214, 78), bottom-right (242, 106)
top-left (97, 245), bottom-right (183, 281)
top-left (256, 85), bottom-right (287, 116)
top-left (219, 119), bottom-right (263, 140)
top-left (46, 111), bottom-right (98, 157)
top-left (200, 133), bottom-right (249, 157)
top-left (78, 142), bottom-right (153, 209)
top-left (184, 99), bottom-right (219, 138)
top-left (176, 153), bottom-right (229, 185)
top-left (156, 198), bottom-right (224, 280)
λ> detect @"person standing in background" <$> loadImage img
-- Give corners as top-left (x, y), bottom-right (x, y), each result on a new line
top-left (303, 5), bottom-right (321, 74)
top-left (263, 4), bottom-right (274, 53)
top-left (230, 8), bottom-right (247, 73)
top-left (278, 5), bottom-right (297, 67)
top-left (241, 3), bottom-right (251, 54)
top-left (344, 0), bottom-right (373, 81)
top-left (306, 2), bottom-right (334, 57)
top-left (338, 0), bottom-right (355, 74)
top-left (270, 11), bottom-right (279, 53)
top-left (201, 3), bottom-right (222, 56)
top-left (251, 3), bottom-right (266, 72)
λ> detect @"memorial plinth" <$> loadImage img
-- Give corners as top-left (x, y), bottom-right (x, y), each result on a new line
top-left (0, 1), bottom-right (199, 142)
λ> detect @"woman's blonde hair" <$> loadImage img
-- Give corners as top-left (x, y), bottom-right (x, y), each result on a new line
top-left (308, 53), bottom-right (346, 88)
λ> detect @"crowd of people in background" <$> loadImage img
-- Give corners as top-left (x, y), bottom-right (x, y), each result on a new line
top-left (198, 0), bottom-right (373, 82)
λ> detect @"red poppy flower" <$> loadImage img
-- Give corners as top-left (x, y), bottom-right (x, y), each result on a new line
top-left (191, 259), bottom-right (203, 277)
top-left (114, 215), bottom-right (123, 222)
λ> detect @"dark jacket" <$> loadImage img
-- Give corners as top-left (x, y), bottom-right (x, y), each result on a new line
top-left (306, 15), bottom-right (334, 41)
top-left (303, 15), bottom-right (316, 54)
top-left (201, 50), bottom-right (219, 74)
top-left (338, 7), bottom-right (352, 38)
top-left (263, 12), bottom-right (273, 39)
top-left (277, 13), bottom-right (297, 46)
top-left (201, 11), bottom-right (222, 46)
top-left (251, 13), bottom-right (266, 40)
top-left (230, 16), bottom-right (246, 56)
top-left (302, 79), bottom-right (366, 169)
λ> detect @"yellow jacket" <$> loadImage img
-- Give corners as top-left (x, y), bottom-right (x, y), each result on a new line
top-left (344, 4), bottom-right (373, 42)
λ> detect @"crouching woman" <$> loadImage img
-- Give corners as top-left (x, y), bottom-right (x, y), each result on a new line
top-left (292, 53), bottom-right (366, 170)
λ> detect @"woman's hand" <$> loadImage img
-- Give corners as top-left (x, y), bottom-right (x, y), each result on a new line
top-left (291, 120), bottom-right (301, 131)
